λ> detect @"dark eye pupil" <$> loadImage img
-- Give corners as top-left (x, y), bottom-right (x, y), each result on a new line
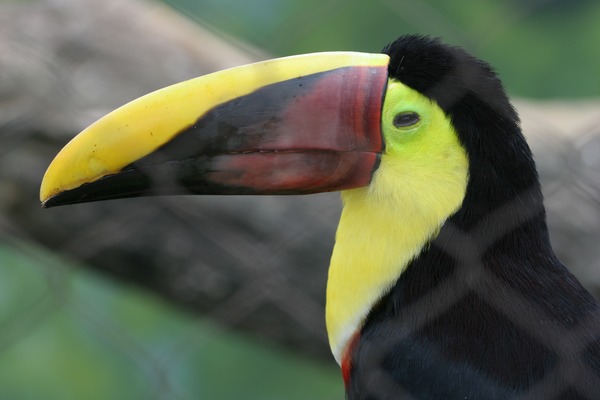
top-left (393, 112), bottom-right (420, 128)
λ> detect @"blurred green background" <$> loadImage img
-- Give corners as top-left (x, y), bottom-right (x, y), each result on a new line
top-left (1, 0), bottom-right (599, 399)
top-left (0, 240), bottom-right (341, 399)
top-left (165, 0), bottom-right (600, 98)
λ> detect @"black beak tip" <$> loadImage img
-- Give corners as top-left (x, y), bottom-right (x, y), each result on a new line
top-left (40, 190), bottom-right (90, 208)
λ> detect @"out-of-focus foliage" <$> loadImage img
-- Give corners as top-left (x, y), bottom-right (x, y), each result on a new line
top-left (164, 0), bottom-right (600, 98)
top-left (0, 242), bottom-right (342, 400)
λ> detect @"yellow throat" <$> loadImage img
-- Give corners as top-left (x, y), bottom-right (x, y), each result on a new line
top-left (325, 80), bottom-right (469, 363)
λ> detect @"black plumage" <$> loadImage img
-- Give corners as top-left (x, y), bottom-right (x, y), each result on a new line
top-left (346, 35), bottom-right (600, 400)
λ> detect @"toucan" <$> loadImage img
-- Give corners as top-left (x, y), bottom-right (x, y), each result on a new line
top-left (40, 35), bottom-right (600, 399)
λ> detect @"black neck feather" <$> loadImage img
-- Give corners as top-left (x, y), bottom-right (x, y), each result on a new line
top-left (345, 35), bottom-right (600, 399)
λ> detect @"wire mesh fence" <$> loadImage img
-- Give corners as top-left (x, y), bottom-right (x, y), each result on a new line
top-left (1, 0), bottom-right (600, 398)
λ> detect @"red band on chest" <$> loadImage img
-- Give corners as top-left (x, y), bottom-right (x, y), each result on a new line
top-left (341, 331), bottom-right (361, 387)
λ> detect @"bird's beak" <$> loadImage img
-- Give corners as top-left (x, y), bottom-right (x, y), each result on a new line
top-left (40, 52), bottom-right (390, 207)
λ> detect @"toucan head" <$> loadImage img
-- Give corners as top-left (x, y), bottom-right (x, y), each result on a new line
top-left (40, 35), bottom-right (539, 365)
top-left (40, 34), bottom-right (533, 212)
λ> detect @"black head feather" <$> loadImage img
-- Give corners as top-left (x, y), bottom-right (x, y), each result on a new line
top-left (346, 35), bottom-right (600, 400)
top-left (382, 35), bottom-right (541, 229)
top-left (383, 35), bottom-right (517, 123)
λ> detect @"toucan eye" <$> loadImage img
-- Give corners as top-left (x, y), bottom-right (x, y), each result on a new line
top-left (393, 112), bottom-right (420, 128)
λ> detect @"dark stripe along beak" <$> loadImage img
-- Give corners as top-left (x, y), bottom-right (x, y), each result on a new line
top-left (40, 52), bottom-right (390, 207)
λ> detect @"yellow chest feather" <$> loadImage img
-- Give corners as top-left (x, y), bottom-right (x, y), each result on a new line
top-left (325, 111), bottom-right (469, 363)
